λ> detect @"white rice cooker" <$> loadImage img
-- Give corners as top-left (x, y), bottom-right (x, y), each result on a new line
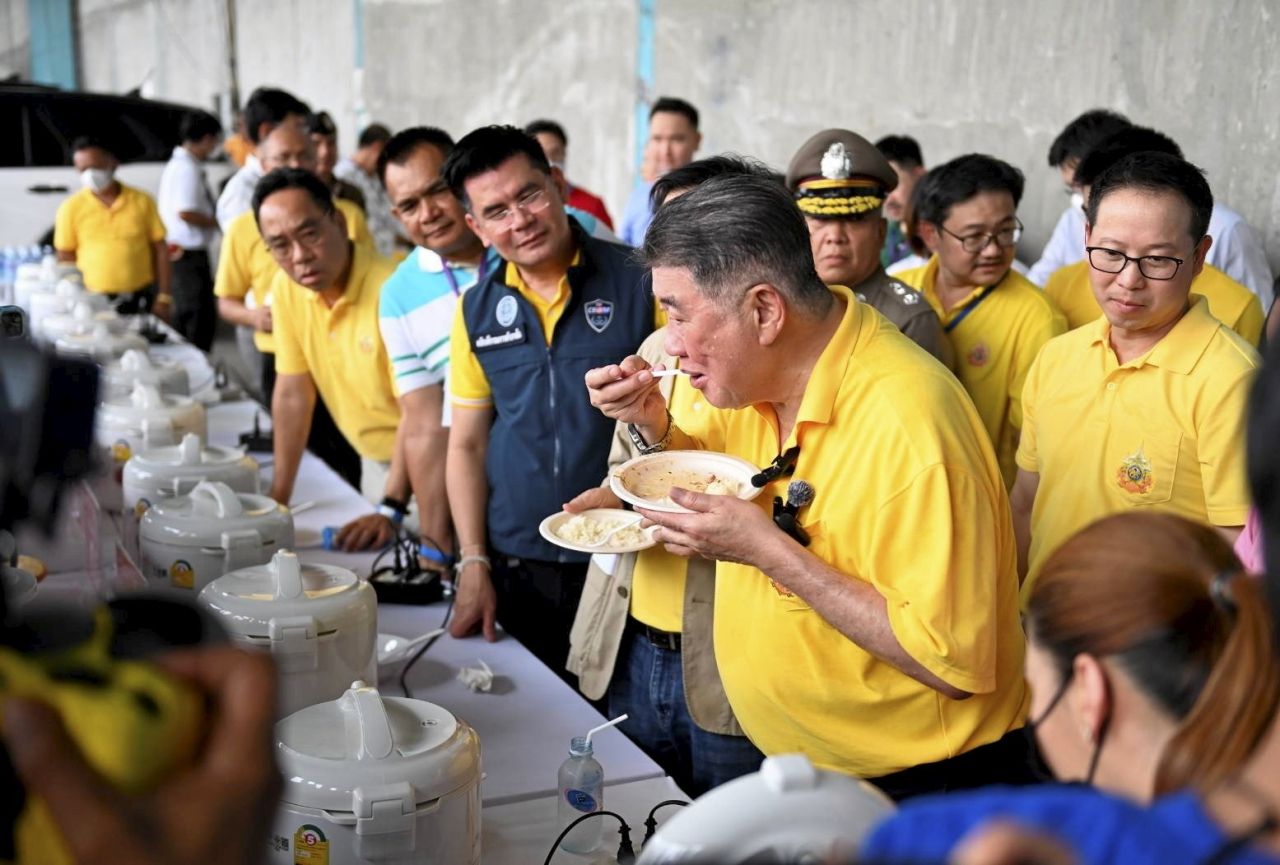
top-left (269, 681), bottom-right (482, 865)
top-left (123, 433), bottom-right (259, 519)
top-left (198, 550), bottom-right (377, 719)
top-left (103, 349), bottom-right (191, 399)
top-left (139, 481), bottom-right (294, 595)
top-left (97, 383), bottom-right (207, 466)
top-left (56, 322), bottom-right (148, 362)
top-left (38, 299), bottom-right (128, 345)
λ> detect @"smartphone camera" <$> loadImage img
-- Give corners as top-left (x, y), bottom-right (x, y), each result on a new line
top-left (0, 306), bottom-right (26, 340)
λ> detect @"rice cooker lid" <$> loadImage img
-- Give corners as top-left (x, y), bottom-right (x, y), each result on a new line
top-left (276, 681), bottom-right (481, 811)
top-left (140, 481), bottom-right (291, 547)
top-left (100, 383), bottom-right (202, 425)
top-left (56, 323), bottom-right (146, 356)
top-left (199, 550), bottom-right (371, 632)
top-left (105, 349), bottom-right (189, 392)
top-left (128, 433), bottom-right (253, 477)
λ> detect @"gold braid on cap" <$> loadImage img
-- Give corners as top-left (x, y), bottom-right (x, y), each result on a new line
top-left (795, 177), bottom-right (885, 217)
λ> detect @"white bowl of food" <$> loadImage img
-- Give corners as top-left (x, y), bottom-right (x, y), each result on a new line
top-left (609, 450), bottom-right (764, 514)
top-left (540, 508), bottom-right (658, 554)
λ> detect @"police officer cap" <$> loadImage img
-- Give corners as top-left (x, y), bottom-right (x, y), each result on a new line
top-left (786, 128), bottom-right (898, 219)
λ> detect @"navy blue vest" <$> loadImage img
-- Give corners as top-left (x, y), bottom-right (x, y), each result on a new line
top-left (461, 225), bottom-right (654, 561)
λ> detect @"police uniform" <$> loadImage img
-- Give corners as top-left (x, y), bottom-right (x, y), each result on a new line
top-left (787, 130), bottom-right (951, 367)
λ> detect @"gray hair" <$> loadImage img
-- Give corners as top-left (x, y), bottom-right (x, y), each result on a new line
top-left (641, 174), bottom-right (833, 316)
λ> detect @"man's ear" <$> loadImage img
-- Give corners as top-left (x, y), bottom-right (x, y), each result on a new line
top-left (464, 212), bottom-right (491, 248)
top-left (748, 284), bottom-right (787, 347)
top-left (1191, 234), bottom-right (1212, 279)
top-left (549, 166), bottom-right (570, 199)
top-left (918, 221), bottom-right (941, 255)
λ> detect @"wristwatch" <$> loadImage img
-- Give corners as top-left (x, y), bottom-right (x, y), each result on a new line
top-left (628, 409), bottom-right (674, 455)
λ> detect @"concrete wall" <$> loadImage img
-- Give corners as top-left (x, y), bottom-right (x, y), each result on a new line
top-left (0, 0), bottom-right (28, 81)
top-left (4, 0), bottom-right (1278, 270)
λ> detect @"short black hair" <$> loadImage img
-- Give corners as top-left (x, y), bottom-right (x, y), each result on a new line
top-left (243, 87), bottom-right (310, 145)
top-left (357, 123), bottom-right (393, 149)
top-left (1047, 109), bottom-right (1131, 168)
top-left (1073, 126), bottom-right (1182, 189)
top-left (442, 125), bottom-right (551, 209)
top-left (910, 154), bottom-right (1025, 227)
top-left (1084, 151), bottom-right (1213, 243)
top-left (306, 111), bottom-right (337, 138)
top-left (251, 167), bottom-right (336, 226)
top-left (650, 154), bottom-right (782, 212)
top-left (524, 119), bottom-right (567, 147)
top-left (70, 135), bottom-right (114, 158)
top-left (377, 126), bottom-right (455, 185)
top-left (643, 174), bottom-right (832, 317)
top-left (180, 111), bottom-right (222, 144)
top-left (875, 135), bottom-right (924, 170)
top-left (650, 97), bottom-right (699, 130)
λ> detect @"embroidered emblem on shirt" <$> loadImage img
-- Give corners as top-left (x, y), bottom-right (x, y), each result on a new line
top-left (1116, 448), bottom-right (1155, 495)
top-left (495, 295), bottom-right (519, 328)
top-left (967, 342), bottom-right (990, 367)
top-left (585, 298), bottom-right (614, 334)
top-left (902, 291), bottom-right (919, 305)
top-left (820, 142), bottom-right (852, 180)
top-left (358, 335), bottom-right (375, 354)
top-left (769, 578), bottom-right (796, 598)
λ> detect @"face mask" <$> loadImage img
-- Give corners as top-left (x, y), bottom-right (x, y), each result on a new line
top-left (1070, 191), bottom-right (1084, 211)
top-left (80, 168), bottom-right (114, 193)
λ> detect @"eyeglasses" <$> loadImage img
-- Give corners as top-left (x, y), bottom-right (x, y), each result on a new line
top-left (478, 182), bottom-right (553, 230)
top-left (1086, 246), bottom-right (1185, 281)
top-left (938, 218), bottom-right (1023, 253)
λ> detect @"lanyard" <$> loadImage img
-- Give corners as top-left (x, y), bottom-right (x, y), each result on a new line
top-left (943, 284), bottom-right (997, 334)
top-left (441, 255), bottom-right (490, 297)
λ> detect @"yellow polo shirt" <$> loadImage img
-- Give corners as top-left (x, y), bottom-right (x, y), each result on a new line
top-left (701, 285), bottom-right (1028, 778)
top-left (1044, 259), bottom-right (1264, 345)
top-left (214, 199), bottom-right (373, 353)
top-left (897, 257), bottom-right (1066, 488)
top-left (451, 256), bottom-right (665, 405)
top-left (1016, 295), bottom-right (1257, 591)
top-left (629, 364), bottom-right (725, 633)
top-left (270, 241), bottom-right (400, 462)
top-left (53, 185), bottom-right (165, 294)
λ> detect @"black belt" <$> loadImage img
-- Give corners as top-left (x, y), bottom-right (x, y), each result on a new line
top-left (630, 617), bottom-right (681, 651)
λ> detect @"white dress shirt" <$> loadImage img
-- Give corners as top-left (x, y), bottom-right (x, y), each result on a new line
top-left (158, 146), bottom-right (215, 249)
top-left (216, 154), bottom-right (264, 233)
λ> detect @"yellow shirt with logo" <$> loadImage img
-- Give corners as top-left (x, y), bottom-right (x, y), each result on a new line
top-left (53, 185), bottom-right (165, 294)
top-left (699, 286), bottom-right (1028, 779)
top-left (451, 256), bottom-right (664, 406)
top-left (897, 257), bottom-right (1066, 488)
top-left (629, 365), bottom-right (726, 633)
top-left (1044, 259), bottom-right (1264, 345)
top-left (214, 199), bottom-right (374, 354)
top-left (270, 241), bottom-right (400, 462)
top-left (1016, 295), bottom-right (1256, 592)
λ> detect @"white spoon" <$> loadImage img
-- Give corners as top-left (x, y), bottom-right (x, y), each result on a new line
top-left (650, 368), bottom-right (689, 378)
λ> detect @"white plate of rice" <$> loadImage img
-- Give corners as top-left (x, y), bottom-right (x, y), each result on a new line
top-left (610, 450), bottom-right (764, 514)
top-left (539, 508), bottom-right (658, 554)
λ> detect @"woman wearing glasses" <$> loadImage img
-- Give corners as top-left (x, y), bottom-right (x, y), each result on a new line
top-left (863, 509), bottom-right (1280, 864)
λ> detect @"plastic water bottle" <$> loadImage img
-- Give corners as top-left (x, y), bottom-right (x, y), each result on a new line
top-left (556, 735), bottom-right (605, 854)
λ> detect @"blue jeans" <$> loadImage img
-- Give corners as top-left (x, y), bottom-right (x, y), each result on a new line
top-left (608, 627), bottom-right (764, 797)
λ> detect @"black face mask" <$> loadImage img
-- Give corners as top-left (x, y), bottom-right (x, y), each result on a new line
top-left (1023, 668), bottom-right (1110, 786)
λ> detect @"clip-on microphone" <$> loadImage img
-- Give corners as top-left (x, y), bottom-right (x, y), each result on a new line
top-left (772, 479), bottom-right (814, 547)
top-left (752, 445), bottom-right (801, 488)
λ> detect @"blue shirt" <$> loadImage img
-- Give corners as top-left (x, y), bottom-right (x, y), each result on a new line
top-left (863, 785), bottom-right (1280, 865)
top-left (619, 179), bottom-right (655, 247)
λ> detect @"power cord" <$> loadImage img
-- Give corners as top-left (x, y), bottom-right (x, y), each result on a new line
top-left (642, 799), bottom-right (689, 845)
top-left (397, 591), bottom-right (453, 698)
top-left (542, 811), bottom-right (635, 865)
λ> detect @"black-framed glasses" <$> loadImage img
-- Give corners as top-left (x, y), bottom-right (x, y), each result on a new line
top-left (1085, 246), bottom-right (1185, 281)
top-left (939, 218), bottom-right (1023, 253)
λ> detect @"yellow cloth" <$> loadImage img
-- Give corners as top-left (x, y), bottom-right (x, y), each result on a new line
top-left (1044, 259), bottom-right (1264, 345)
top-left (1016, 295), bottom-right (1256, 592)
top-left (213, 199), bottom-right (373, 353)
top-left (451, 254), bottom-right (664, 406)
top-left (270, 241), bottom-right (401, 461)
top-left (223, 133), bottom-right (253, 167)
top-left (629, 371), bottom-right (725, 633)
top-left (53, 185), bottom-right (165, 294)
top-left (896, 257), bottom-right (1066, 488)
top-left (705, 286), bottom-right (1029, 778)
